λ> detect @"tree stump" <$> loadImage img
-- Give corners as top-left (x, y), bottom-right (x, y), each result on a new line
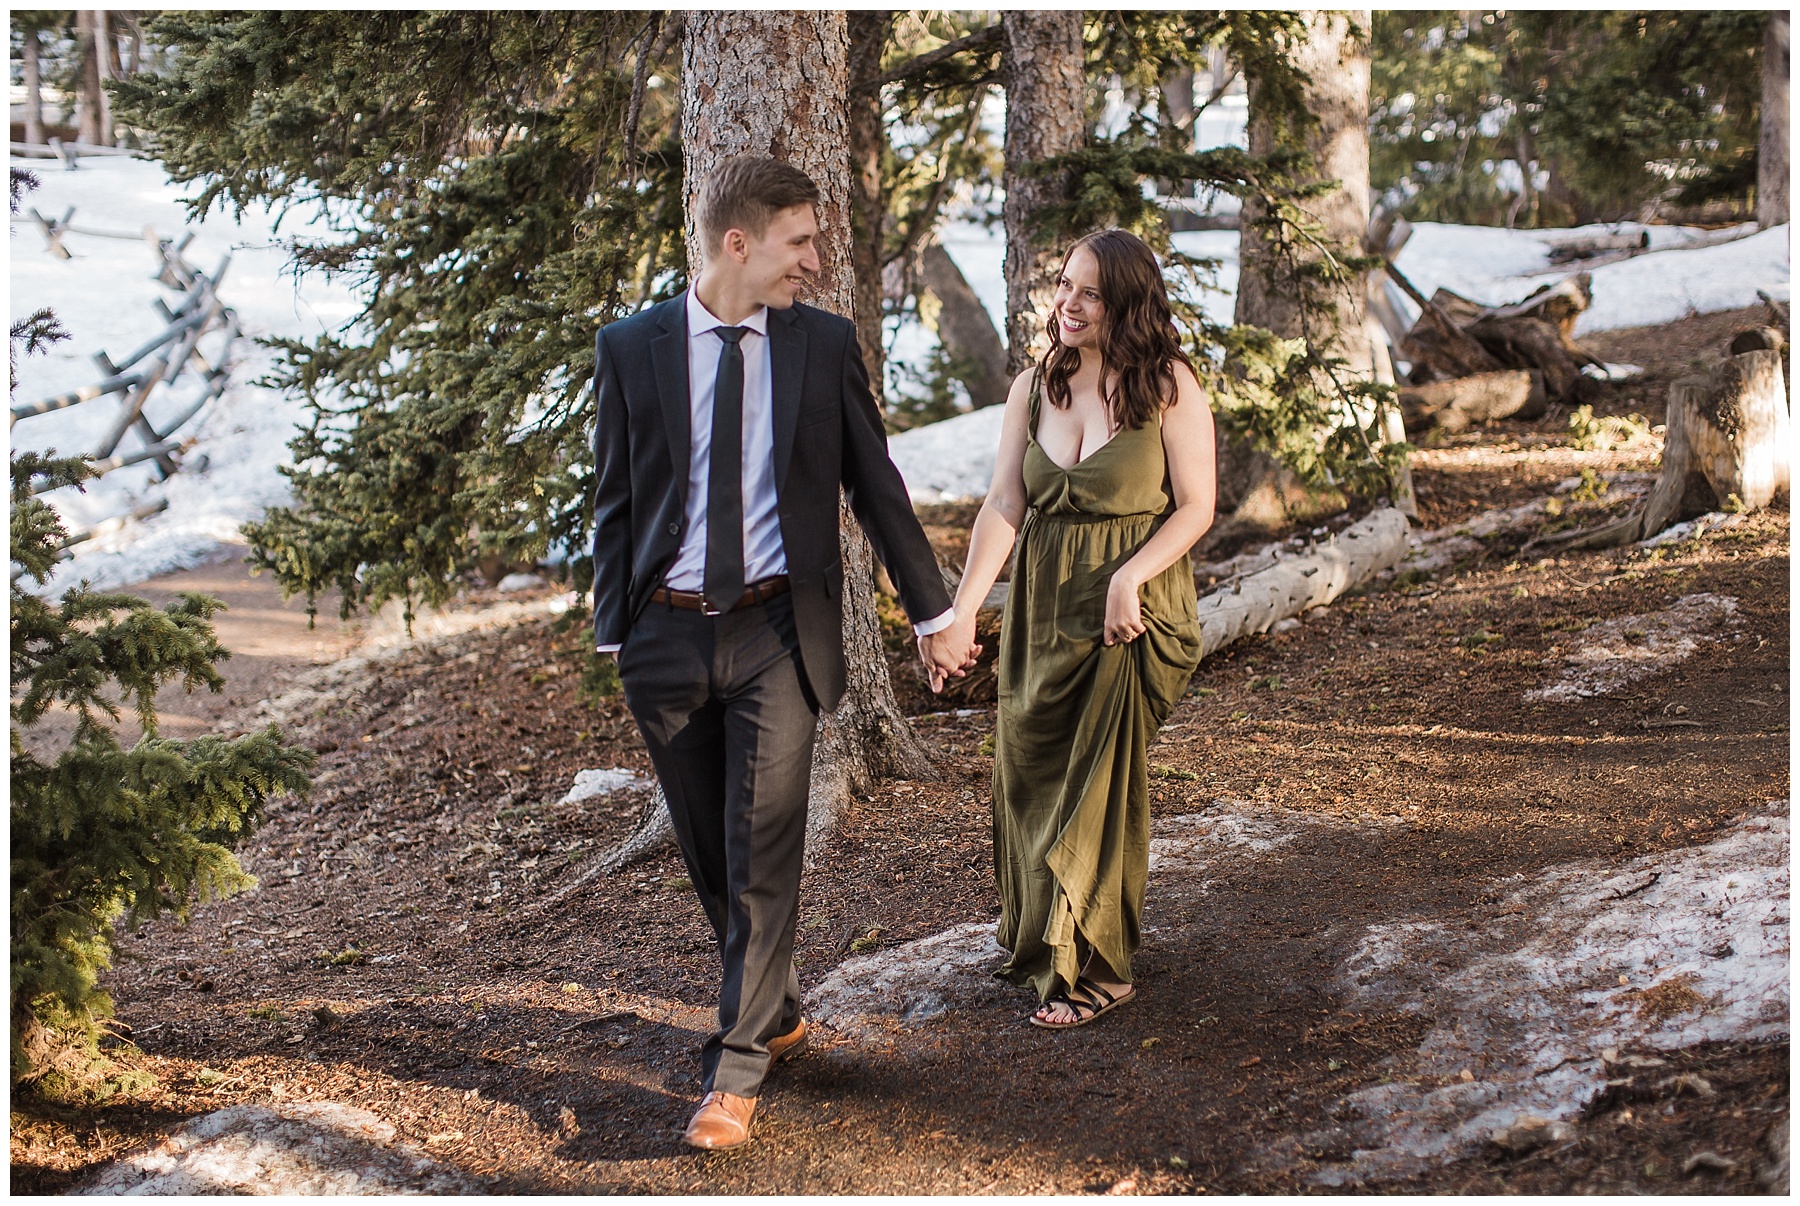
top-left (1537, 349), bottom-right (1789, 551)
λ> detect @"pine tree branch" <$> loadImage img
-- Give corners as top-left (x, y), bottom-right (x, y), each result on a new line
top-left (859, 25), bottom-right (1003, 94)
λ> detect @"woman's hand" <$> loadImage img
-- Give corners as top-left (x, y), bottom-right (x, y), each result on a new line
top-left (1103, 571), bottom-right (1147, 646)
top-left (919, 612), bottom-right (984, 692)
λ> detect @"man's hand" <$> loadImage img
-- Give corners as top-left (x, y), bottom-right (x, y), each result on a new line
top-left (918, 620), bottom-right (981, 694)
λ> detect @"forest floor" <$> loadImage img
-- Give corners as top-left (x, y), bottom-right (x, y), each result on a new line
top-left (11, 305), bottom-right (1790, 1195)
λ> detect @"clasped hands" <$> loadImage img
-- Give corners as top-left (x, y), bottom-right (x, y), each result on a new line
top-left (918, 615), bottom-right (981, 694)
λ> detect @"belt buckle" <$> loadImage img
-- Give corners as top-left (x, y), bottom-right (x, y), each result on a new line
top-left (700, 597), bottom-right (725, 616)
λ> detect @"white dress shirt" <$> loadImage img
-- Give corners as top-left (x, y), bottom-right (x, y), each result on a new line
top-left (597, 288), bottom-right (952, 651)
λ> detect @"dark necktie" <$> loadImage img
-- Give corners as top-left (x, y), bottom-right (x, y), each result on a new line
top-left (704, 326), bottom-right (748, 613)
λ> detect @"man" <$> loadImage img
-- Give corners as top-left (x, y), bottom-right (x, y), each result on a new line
top-left (591, 156), bottom-right (972, 1150)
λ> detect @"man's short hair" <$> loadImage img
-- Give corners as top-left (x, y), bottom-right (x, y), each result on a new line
top-left (697, 156), bottom-right (820, 255)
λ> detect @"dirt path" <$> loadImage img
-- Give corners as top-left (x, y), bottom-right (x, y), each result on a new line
top-left (11, 311), bottom-right (1791, 1195)
top-left (13, 551), bottom-right (365, 761)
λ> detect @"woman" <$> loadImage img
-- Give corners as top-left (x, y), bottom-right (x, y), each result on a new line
top-left (938, 229), bottom-right (1215, 1028)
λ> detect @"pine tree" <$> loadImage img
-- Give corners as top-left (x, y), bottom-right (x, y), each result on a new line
top-left (111, 12), bottom-right (684, 627)
top-left (9, 170), bottom-right (313, 1088)
top-left (1371, 12), bottom-right (1765, 227)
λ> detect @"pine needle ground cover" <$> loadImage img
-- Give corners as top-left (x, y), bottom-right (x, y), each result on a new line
top-left (10, 305), bottom-right (1787, 1194)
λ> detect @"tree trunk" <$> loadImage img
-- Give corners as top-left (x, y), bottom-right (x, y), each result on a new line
top-left (847, 11), bottom-right (892, 395)
top-left (1002, 11), bottom-right (1086, 376)
top-left (76, 12), bottom-right (105, 146)
top-left (1760, 12), bottom-right (1790, 229)
top-left (1665, 350), bottom-right (1790, 516)
top-left (919, 240), bottom-right (1010, 409)
top-left (1220, 10), bottom-right (1376, 543)
top-left (23, 29), bottom-right (44, 146)
top-left (93, 10), bottom-right (115, 146)
top-left (1237, 11), bottom-right (1372, 370)
top-left (1536, 349), bottom-right (1790, 552)
top-left (671, 12), bottom-right (933, 860)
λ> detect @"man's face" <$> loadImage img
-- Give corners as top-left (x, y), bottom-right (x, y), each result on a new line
top-left (736, 204), bottom-right (820, 310)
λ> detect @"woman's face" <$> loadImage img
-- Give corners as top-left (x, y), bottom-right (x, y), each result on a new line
top-left (1053, 246), bottom-right (1105, 350)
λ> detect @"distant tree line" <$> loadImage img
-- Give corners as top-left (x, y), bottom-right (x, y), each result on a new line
top-left (1370, 10), bottom-right (1780, 228)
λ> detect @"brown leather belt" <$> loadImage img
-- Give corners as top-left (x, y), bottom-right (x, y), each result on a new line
top-left (650, 575), bottom-right (790, 615)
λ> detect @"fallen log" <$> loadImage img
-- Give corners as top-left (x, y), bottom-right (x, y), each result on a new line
top-left (1479, 272), bottom-right (1593, 338)
top-left (1400, 370), bottom-right (1546, 433)
top-left (1529, 348), bottom-right (1790, 551)
top-left (1395, 269), bottom-right (1602, 404)
top-left (1756, 289), bottom-right (1788, 328)
top-left (1466, 314), bottom-right (1597, 404)
top-left (1544, 230), bottom-right (1648, 265)
top-left (1386, 265), bottom-right (1505, 379)
top-left (1194, 508), bottom-right (1412, 655)
top-left (1728, 327), bottom-right (1786, 356)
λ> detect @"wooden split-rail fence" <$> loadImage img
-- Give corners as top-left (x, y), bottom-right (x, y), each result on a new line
top-left (12, 215), bottom-right (241, 508)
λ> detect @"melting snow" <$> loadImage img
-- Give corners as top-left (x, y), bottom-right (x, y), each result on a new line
top-left (9, 153), bottom-right (360, 595)
top-left (74, 1102), bottom-right (474, 1195)
top-left (808, 801), bottom-right (1397, 1031)
top-left (1274, 804), bottom-right (1788, 1187)
top-left (1526, 592), bottom-right (1740, 702)
top-left (561, 767), bottom-right (650, 804)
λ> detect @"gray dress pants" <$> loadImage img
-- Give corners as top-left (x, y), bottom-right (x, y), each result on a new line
top-left (617, 591), bottom-right (816, 1099)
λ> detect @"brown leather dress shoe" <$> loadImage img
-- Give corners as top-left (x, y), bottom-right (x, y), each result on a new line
top-left (768, 1017), bottom-right (809, 1064)
top-left (683, 1091), bottom-right (756, 1150)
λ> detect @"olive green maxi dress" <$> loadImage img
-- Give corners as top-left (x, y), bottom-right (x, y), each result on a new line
top-left (993, 374), bottom-right (1203, 1003)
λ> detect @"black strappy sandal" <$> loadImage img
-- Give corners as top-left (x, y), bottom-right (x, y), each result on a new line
top-left (1028, 976), bottom-right (1136, 1029)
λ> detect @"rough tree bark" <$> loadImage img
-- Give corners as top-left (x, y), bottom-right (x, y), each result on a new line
top-left (1217, 10), bottom-right (1375, 544)
top-left (1237, 11), bottom-right (1372, 370)
top-left (919, 240), bottom-right (1010, 409)
top-left (22, 28), bottom-right (44, 146)
top-left (1002, 10), bottom-right (1086, 376)
top-left (847, 10), bottom-right (893, 391)
top-left (597, 12), bottom-right (931, 865)
top-left (1760, 12), bottom-right (1789, 230)
top-left (76, 11), bottom-right (105, 146)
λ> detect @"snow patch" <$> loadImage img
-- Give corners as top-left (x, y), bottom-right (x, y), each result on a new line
top-left (812, 801), bottom-right (1401, 1033)
top-left (1275, 805), bottom-right (1789, 1187)
top-left (886, 403), bottom-right (1007, 503)
top-left (73, 1102), bottom-right (474, 1195)
top-left (561, 768), bottom-right (650, 804)
top-left (1638, 511), bottom-right (1744, 548)
top-left (1526, 592), bottom-right (1739, 703)
top-left (10, 153), bottom-right (361, 595)
top-left (806, 921), bottom-right (1007, 1035)
top-left (1148, 801), bottom-right (1298, 877)
top-left (1390, 221), bottom-right (1790, 336)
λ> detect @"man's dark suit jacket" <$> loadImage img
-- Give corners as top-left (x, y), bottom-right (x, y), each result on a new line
top-left (591, 293), bottom-right (951, 712)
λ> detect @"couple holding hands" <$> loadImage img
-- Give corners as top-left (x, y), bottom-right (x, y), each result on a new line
top-left (590, 156), bottom-right (1215, 1150)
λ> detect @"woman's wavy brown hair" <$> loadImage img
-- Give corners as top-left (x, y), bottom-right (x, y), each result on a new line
top-left (1040, 228), bottom-right (1193, 430)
